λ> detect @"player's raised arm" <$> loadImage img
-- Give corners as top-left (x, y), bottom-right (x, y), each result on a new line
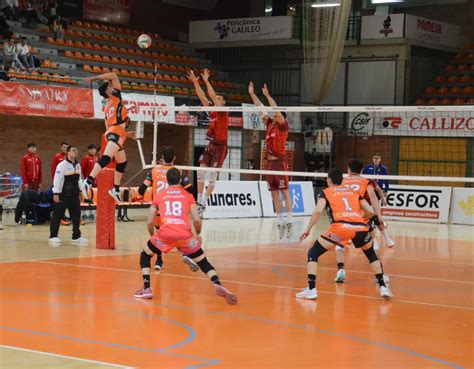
top-left (201, 68), bottom-right (222, 106)
top-left (85, 72), bottom-right (121, 90)
top-left (190, 204), bottom-right (202, 235)
top-left (147, 204), bottom-right (158, 236)
top-left (262, 83), bottom-right (285, 124)
top-left (187, 70), bottom-right (210, 106)
top-left (300, 197), bottom-right (326, 241)
top-left (248, 81), bottom-right (264, 106)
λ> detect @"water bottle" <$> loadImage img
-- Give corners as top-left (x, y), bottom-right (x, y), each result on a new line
top-left (21, 213), bottom-right (26, 225)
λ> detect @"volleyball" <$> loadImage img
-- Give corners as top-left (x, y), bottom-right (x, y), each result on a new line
top-left (137, 34), bottom-right (152, 49)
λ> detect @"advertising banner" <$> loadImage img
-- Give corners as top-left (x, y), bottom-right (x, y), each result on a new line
top-left (260, 181), bottom-right (315, 217)
top-left (190, 16), bottom-right (293, 44)
top-left (381, 185), bottom-right (452, 223)
top-left (361, 14), bottom-right (405, 39)
top-left (242, 103), bottom-right (301, 132)
top-left (405, 14), bottom-right (461, 48)
top-left (0, 82), bottom-right (94, 118)
top-left (93, 90), bottom-right (175, 123)
top-left (83, 0), bottom-right (131, 25)
top-left (449, 187), bottom-right (474, 225)
top-left (203, 181), bottom-right (262, 219)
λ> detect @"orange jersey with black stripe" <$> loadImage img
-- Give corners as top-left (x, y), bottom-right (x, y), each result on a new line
top-left (104, 89), bottom-right (129, 128)
top-left (343, 175), bottom-right (379, 204)
top-left (320, 185), bottom-right (366, 224)
top-left (144, 164), bottom-right (191, 201)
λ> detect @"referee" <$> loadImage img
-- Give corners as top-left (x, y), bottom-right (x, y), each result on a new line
top-left (48, 146), bottom-right (88, 245)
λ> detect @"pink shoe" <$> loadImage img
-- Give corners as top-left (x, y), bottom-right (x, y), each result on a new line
top-left (215, 284), bottom-right (238, 305)
top-left (134, 288), bottom-right (153, 299)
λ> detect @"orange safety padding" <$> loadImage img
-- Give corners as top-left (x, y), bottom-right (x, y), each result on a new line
top-left (96, 168), bottom-right (115, 249)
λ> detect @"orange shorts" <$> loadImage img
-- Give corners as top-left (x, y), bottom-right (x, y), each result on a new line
top-left (105, 125), bottom-right (127, 148)
top-left (321, 222), bottom-right (371, 248)
top-left (149, 234), bottom-right (202, 255)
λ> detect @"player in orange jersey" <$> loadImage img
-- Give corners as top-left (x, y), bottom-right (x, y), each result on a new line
top-left (187, 68), bottom-right (229, 216)
top-left (334, 158), bottom-right (394, 283)
top-left (248, 81), bottom-right (293, 239)
top-left (296, 168), bottom-right (393, 300)
top-left (138, 146), bottom-right (195, 271)
top-left (134, 168), bottom-right (237, 305)
top-left (82, 72), bottom-right (136, 202)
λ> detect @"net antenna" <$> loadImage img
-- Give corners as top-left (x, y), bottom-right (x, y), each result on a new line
top-left (152, 62), bottom-right (158, 167)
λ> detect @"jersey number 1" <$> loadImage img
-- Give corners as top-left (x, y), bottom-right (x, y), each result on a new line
top-left (342, 197), bottom-right (352, 211)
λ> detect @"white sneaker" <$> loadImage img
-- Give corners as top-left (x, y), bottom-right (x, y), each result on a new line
top-left (334, 269), bottom-right (346, 283)
top-left (71, 237), bottom-right (88, 245)
top-left (295, 287), bottom-right (318, 300)
top-left (278, 222), bottom-right (286, 240)
top-left (108, 188), bottom-right (122, 202)
top-left (80, 179), bottom-right (92, 200)
top-left (48, 237), bottom-right (61, 244)
top-left (286, 223), bottom-right (293, 238)
top-left (379, 286), bottom-right (394, 299)
top-left (182, 255), bottom-right (199, 272)
top-left (0, 223), bottom-right (3, 230)
top-left (382, 232), bottom-right (395, 248)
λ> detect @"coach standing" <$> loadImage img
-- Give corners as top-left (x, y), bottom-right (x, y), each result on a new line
top-left (20, 143), bottom-right (42, 191)
top-left (363, 154), bottom-right (390, 194)
top-left (48, 146), bottom-right (88, 245)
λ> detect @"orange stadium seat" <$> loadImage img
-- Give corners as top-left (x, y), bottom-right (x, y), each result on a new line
top-left (91, 33), bottom-right (101, 40)
top-left (75, 41), bottom-right (84, 48)
top-left (463, 86), bottom-right (474, 95)
top-left (76, 31), bottom-right (84, 37)
top-left (135, 50), bottom-right (144, 57)
top-left (119, 47), bottom-right (128, 54)
top-left (138, 71), bottom-right (147, 79)
top-left (111, 46), bottom-right (119, 53)
top-left (449, 86), bottom-right (462, 94)
top-left (73, 51), bottom-right (83, 59)
top-left (129, 70), bottom-right (139, 78)
top-left (84, 42), bottom-right (92, 49)
top-left (65, 40), bottom-right (74, 47)
top-left (137, 60), bottom-right (145, 67)
top-left (146, 72), bottom-right (155, 79)
top-left (129, 59), bottom-right (137, 66)
top-left (143, 51), bottom-right (152, 58)
top-left (415, 98), bottom-right (426, 105)
top-left (445, 64), bottom-right (456, 72)
top-left (453, 98), bottom-right (466, 105)
top-left (427, 98), bottom-right (440, 105)
top-left (92, 66), bottom-right (102, 73)
top-left (468, 53), bottom-right (474, 60)
top-left (179, 76), bottom-right (187, 83)
top-left (120, 69), bottom-right (130, 77)
top-left (128, 49), bottom-right (136, 56)
top-left (145, 62), bottom-right (154, 69)
top-left (447, 75), bottom-right (459, 83)
top-left (425, 87), bottom-right (437, 95)
top-left (161, 64), bottom-right (170, 70)
top-left (93, 44), bottom-right (101, 51)
top-left (75, 20), bottom-right (82, 26)
top-left (458, 64), bottom-right (469, 72)
top-left (471, 64), bottom-right (474, 71)
top-left (64, 50), bottom-right (73, 58)
top-left (102, 67), bottom-right (111, 73)
top-left (111, 57), bottom-right (120, 64)
top-left (460, 75), bottom-right (472, 82)
top-left (83, 65), bottom-right (92, 72)
top-left (111, 68), bottom-right (120, 74)
top-left (454, 53), bottom-right (466, 60)
top-left (439, 98), bottom-right (452, 105)
top-left (93, 55), bottom-right (102, 62)
top-left (468, 98), bottom-right (474, 104)
top-left (83, 53), bottom-right (93, 60)
top-left (102, 55), bottom-right (111, 63)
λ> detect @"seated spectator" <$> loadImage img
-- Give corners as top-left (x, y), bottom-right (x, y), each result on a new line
top-left (16, 37), bottom-right (35, 70)
top-left (1, 0), bottom-right (19, 21)
top-left (25, 1), bottom-right (40, 23)
top-left (48, 1), bottom-right (57, 22)
top-left (27, 40), bottom-right (41, 68)
top-left (3, 37), bottom-right (25, 70)
top-left (52, 15), bottom-right (64, 40)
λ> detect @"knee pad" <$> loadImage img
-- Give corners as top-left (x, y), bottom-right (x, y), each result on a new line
top-left (197, 170), bottom-right (205, 182)
top-left (116, 161), bottom-right (127, 173)
top-left (140, 250), bottom-right (152, 269)
top-left (307, 241), bottom-right (327, 262)
top-left (363, 246), bottom-right (379, 263)
top-left (98, 155), bottom-right (111, 169)
top-left (209, 171), bottom-right (218, 186)
top-left (196, 257), bottom-right (215, 274)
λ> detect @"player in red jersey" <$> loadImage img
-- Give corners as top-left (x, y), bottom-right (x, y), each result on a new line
top-left (82, 72), bottom-right (136, 203)
top-left (138, 146), bottom-right (196, 271)
top-left (134, 168), bottom-right (237, 305)
top-left (80, 144), bottom-right (99, 222)
top-left (187, 68), bottom-right (229, 216)
top-left (296, 168), bottom-right (393, 300)
top-left (249, 81), bottom-right (293, 239)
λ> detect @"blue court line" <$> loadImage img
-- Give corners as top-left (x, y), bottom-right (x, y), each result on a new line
top-left (0, 288), bottom-right (465, 369)
top-left (0, 300), bottom-right (219, 368)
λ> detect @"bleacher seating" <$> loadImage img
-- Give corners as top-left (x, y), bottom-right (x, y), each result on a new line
top-left (5, 19), bottom-right (251, 103)
top-left (417, 44), bottom-right (474, 105)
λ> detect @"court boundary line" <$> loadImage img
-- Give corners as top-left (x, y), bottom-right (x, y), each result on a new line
top-left (0, 344), bottom-right (134, 368)
top-left (30, 259), bottom-right (474, 311)
top-left (211, 257), bottom-right (474, 284)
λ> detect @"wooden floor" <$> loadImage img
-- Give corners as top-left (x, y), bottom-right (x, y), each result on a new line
top-left (0, 212), bottom-right (473, 369)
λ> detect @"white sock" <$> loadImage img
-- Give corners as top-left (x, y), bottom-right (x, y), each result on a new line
top-left (198, 194), bottom-right (203, 204)
top-left (202, 194), bottom-right (208, 204)
top-left (286, 212), bottom-right (293, 224)
top-left (277, 214), bottom-right (284, 225)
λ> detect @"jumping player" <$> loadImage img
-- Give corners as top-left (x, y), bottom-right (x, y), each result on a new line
top-left (296, 168), bottom-right (393, 300)
top-left (82, 72), bottom-right (136, 202)
top-left (187, 68), bottom-right (229, 216)
top-left (248, 81), bottom-right (293, 238)
top-left (134, 168), bottom-right (237, 305)
top-left (334, 159), bottom-right (395, 283)
top-left (138, 146), bottom-right (196, 271)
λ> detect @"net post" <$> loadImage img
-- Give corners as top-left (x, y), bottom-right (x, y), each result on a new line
top-left (152, 63), bottom-right (158, 166)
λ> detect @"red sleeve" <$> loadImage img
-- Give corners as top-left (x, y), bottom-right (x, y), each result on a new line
top-left (20, 156), bottom-right (27, 183)
top-left (51, 154), bottom-right (58, 178)
top-left (38, 156), bottom-right (42, 183)
top-left (80, 157), bottom-right (87, 175)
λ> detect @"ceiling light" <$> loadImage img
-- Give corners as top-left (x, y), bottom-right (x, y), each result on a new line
top-left (371, 0), bottom-right (404, 4)
top-left (289, 6), bottom-right (296, 11)
top-left (265, 6), bottom-right (272, 13)
top-left (311, 2), bottom-right (340, 8)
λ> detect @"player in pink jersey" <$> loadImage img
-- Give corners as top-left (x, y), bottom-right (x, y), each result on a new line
top-left (134, 168), bottom-right (237, 305)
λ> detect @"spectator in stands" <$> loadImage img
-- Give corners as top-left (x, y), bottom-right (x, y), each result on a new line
top-left (3, 37), bottom-right (25, 70)
top-left (81, 144), bottom-right (98, 221)
top-left (1, 0), bottom-right (19, 21)
top-left (21, 143), bottom-right (42, 192)
top-left (52, 15), bottom-right (64, 40)
top-left (25, 1), bottom-right (40, 23)
top-left (363, 153), bottom-right (390, 193)
top-left (49, 1), bottom-right (57, 20)
top-left (16, 37), bottom-right (35, 70)
top-left (25, 38), bottom-right (41, 68)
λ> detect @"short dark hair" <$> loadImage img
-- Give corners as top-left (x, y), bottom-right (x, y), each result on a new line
top-left (217, 93), bottom-right (227, 103)
top-left (166, 168), bottom-right (181, 185)
top-left (27, 143), bottom-right (36, 148)
top-left (328, 168), bottom-right (343, 185)
top-left (373, 153), bottom-right (381, 158)
top-left (348, 158), bottom-right (364, 174)
top-left (88, 144), bottom-right (97, 150)
top-left (162, 146), bottom-right (175, 164)
top-left (98, 82), bottom-right (110, 99)
top-left (61, 142), bottom-right (68, 146)
top-left (66, 145), bottom-right (76, 152)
